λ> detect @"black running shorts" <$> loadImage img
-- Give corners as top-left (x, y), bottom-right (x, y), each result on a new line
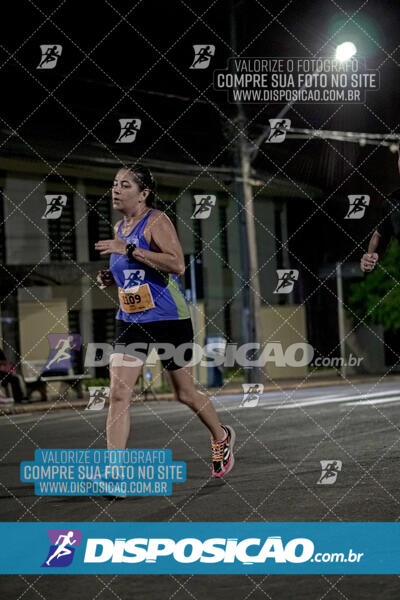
top-left (113, 318), bottom-right (194, 371)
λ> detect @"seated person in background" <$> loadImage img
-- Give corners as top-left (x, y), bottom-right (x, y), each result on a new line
top-left (0, 348), bottom-right (28, 404)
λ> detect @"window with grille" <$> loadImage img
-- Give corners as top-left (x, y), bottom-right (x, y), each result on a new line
top-left (87, 194), bottom-right (112, 261)
top-left (47, 193), bottom-right (76, 262)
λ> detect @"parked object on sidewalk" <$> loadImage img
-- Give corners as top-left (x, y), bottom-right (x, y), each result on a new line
top-left (0, 387), bottom-right (13, 404)
top-left (0, 348), bottom-right (29, 404)
top-left (21, 359), bottom-right (90, 402)
top-left (206, 336), bottom-right (227, 388)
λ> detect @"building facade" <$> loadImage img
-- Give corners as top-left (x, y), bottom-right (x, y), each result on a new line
top-left (0, 155), bottom-right (321, 384)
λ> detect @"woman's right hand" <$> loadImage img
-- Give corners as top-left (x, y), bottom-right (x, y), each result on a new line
top-left (96, 269), bottom-right (115, 289)
top-left (360, 252), bottom-right (378, 272)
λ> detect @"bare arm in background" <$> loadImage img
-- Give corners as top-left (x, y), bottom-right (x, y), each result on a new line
top-left (360, 231), bottom-right (380, 272)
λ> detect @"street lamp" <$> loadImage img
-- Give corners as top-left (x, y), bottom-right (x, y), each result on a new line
top-left (335, 42), bottom-right (357, 61)
top-left (235, 33), bottom-right (358, 381)
top-left (334, 41), bottom-right (356, 378)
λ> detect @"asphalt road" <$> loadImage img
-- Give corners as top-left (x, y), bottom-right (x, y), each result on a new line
top-left (1, 379), bottom-right (400, 598)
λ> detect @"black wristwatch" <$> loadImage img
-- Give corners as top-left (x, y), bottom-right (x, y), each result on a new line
top-left (125, 243), bottom-right (137, 260)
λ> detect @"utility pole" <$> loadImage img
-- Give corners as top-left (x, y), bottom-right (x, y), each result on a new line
top-left (336, 261), bottom-right (347, 378)
top-left (230, 1), bottom-right (264, 384)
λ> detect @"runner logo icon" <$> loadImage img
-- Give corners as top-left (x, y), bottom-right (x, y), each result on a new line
top-left (42, 529), bottom-right (82, 567)
top-left (116, 118), bottom-right (142, 143)
top-left (191, 195), bottom-right (216, 219)
top-left (266, 119), bottom-right (291, 143)
top-left (345, 195), bottom-right (370, 219)
top-left (42, 195), bottom-right (67, 220)
top-left (123, 269), bottom-right (146, 289)
top-left (190, 45), bottom-right (215, 69)
top-left (37, 45), bottom-right (62, 69)
top-left (240, 383), bottom-right (264, 407)
top-left (273, 269), bottom-right (299, 294)
top-left (42, 334), bottom-right (82, 373)
top-left (86, 386), bottom-right (109, 411)
top-left (317, 460), bottom-right (342, 485)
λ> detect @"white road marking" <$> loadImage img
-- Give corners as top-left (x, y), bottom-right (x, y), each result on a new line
top-left (346, 397), bottom-right (400, 407)
top-left (261, 390), bottom-right (400, 410)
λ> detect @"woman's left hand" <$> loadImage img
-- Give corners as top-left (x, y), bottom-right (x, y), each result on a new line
top-left (95, 237), bottom-right (127, 255)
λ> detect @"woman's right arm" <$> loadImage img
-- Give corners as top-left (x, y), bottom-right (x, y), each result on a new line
top-left (95, 221), bottom-right (122, 288)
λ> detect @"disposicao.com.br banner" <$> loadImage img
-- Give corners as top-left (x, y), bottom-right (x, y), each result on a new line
top-left (0, 522), bottom-right (398, 575)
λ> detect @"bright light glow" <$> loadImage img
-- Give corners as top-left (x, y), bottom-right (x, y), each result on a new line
top-left (335, 42), bottom-right (357, 61)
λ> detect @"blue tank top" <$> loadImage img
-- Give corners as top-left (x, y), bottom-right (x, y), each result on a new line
top-left (109, 209), bottom-right (190, 323)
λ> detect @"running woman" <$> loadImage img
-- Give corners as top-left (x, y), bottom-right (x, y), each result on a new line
top-left (95, 164), bottom-right (235, 478)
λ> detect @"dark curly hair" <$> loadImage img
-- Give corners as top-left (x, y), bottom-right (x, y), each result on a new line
top-left (121, 164), bottom-right (156, 207)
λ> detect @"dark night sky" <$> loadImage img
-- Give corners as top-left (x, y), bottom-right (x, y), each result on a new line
top-left (1, 1), bottom-right (398, 159)
top-left (1, 0), bottom-right (399, 262)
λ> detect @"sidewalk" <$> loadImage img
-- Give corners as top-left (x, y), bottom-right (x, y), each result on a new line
top-left (1, 372), bottom-right (399, 416)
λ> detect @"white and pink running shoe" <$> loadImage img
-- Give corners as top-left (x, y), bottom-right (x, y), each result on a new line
top-left (211, 425), bottom-right (236, 478)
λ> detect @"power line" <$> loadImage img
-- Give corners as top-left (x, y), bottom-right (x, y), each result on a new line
top-left (285, 128), bottom-right (399, 151)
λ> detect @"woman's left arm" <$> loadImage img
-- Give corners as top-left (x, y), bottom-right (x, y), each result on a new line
top-left (135, 213), bottom-right (186, 276)
top-left (95, 213), bottom-right (186, 276)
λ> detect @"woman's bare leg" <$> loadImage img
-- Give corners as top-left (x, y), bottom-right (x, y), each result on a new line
top-left (168, 366), bottom-right (226, 441)
top-left (107, 353), bottom-right (142, 449)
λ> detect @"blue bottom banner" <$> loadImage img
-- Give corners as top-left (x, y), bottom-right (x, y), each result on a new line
top-left (0, 522), bottom-right (398, 574)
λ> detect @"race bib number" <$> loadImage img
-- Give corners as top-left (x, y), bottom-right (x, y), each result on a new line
top-left (118, 284), bottom-right (155, 314)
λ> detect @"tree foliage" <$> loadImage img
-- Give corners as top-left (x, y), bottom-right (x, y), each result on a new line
top-left (347, 239), bottom-right (400, 332)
